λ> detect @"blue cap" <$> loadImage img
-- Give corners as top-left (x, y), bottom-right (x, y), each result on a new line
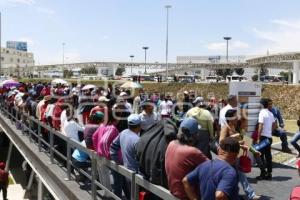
top-left (128, 114), bottom-right (141, 126)
top-left (180, 117), bottom-right (200, 136)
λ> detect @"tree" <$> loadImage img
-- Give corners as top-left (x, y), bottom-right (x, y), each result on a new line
top-left (215, 68), bottom-right (234, 79)
top-left (279, 71), bottom-right (291, 81)
top-left (252, 74), bottom-right (258, 81)
top-left (115, 67), bottom-right (125, 76)
top-left (63, 69), bottom-right (73, 78)
top-left (80, 66), bottom-right (97, 75)
top-left (235, 68), bottom-right (245, 76)
top-left (260, 67), bottom-right (268, 77)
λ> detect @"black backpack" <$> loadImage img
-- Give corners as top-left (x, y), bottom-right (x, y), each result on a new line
top-left (136, 118), bottom-right (177, 188)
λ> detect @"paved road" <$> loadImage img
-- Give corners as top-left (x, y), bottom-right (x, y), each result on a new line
top-left (241, 139), bottom-right (299, 200)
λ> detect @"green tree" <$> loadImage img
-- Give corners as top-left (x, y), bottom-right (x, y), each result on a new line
top-left (279, 71), bottom-right (291, 81)
top-left (260, 67), bottom-right (268, 77)
top-left (63, 70), bottom-right (73, 78)
top-left (252, 74), bottom-right (258, 81)
top-left (80, 66), bottom-right (97, 74)
top-left (115, 67), bottom-right (125, 76)
top-left (215, 68), bottom-right (234, 79)
top-left (235, 68), bottom-right (245, 76)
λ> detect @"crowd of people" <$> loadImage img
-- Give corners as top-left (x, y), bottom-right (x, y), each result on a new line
top-left (0, 80), bottom-right (299, 200)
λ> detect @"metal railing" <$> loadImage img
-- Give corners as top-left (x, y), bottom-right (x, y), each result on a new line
top-left (0, 102), bottom-right (179, 200)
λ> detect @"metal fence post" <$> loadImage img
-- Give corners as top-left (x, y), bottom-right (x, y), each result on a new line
top-left (131, 173), bottom-right (136, 200)
top-left (66, 141), bottom-right (71, 181)
top-left (28, 118), bottom-right (32, 143)
top-left (91, 155), bottom-right (97, 200)
top-left (49, 131), bottom-right (54, 164)
top-left (20, 113), bottom-right (25, 135)
top-left (134, 176), bottom-right (140, 200)
top-left (38, 123), bottom-right (42, 152)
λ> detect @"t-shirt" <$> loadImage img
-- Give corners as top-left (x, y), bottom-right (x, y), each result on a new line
top-left (186, 107), bottom-right (214, 138)
top-left (165, 140), bottom-right (208, 200)
top-left (258, 109), bottom-right (275, 138)
top-left (92, 124), bottom-right (119, 160)
top-left (139, 111), bottom-right (159, 131)
top-left (60, 110), bottom-right (67, 132)
top-left (63, 120), bottom-right (84, 142)
top-left (187, 159), bottom-right (239, 200)
top-left (84, 124), bottom-right (99, 149)
top-left (290, 185), bottom-right (300, 200)
top-left (110, 129), bottom-right (140, 171)
top-left (219, 104), bottom-right (233, 128)
top-left (159, 100), bottom-right (173, 116)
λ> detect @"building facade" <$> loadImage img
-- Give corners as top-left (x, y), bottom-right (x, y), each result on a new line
top-left (0, 47), bottom-right (34, 76)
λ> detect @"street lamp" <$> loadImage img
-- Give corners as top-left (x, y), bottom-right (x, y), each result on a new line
top-left (223, 37), bottom-right (231, 62)
top-left (142, 46), bottom-right (149, 74)
top-left (62, 42), bottom-right (66, 65)
top-left (165, 5), bottom-right (171, 79)
top-left (130, 55), bottom-right (134, 76)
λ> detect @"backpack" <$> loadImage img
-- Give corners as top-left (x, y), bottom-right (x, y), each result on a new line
top-left (136, 118), bottom-right (177, 188)
top-left (290, 185), bottom-right (300, 200)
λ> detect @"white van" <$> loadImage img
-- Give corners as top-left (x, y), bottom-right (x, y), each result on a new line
top-left (205, 76), bottom-right (218, 83)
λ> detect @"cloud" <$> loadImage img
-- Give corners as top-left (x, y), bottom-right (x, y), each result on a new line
top-left (253, 19), bottom-right (300, 54)
top-left (271, 19), bottom-right (300, 30)
top-left (207, 40), bottom-right (249, 51)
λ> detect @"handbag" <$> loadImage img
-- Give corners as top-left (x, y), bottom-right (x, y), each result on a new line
top-left (239, 151), bottom-right (251, 173)
top-left (209, 136), bottom-right (219, 155)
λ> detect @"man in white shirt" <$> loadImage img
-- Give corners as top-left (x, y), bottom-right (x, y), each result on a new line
top-left (62, 109), bottom-right (85, 142)
top-left (256, 98), bottom-right (275, 181)
top-left (159, 94), bottom-right (173, 119)
top-left (219, 95), bottom-right (238, 128)
top-left (139, 100), bottom-right (159, 131)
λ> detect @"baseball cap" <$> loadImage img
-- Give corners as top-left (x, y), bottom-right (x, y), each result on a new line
top-left (193, 96), bottom-right (204, 104)
top-left (180, 117), bottom-right (200, 136)
top-left (91, 111), bottom-right (104, 121)
top-left (120, 92), bottom-right (127, 97)
top-left (127, 114), bottom-right (141, 126)
top-left (98, 96), bottom-right (110, 102)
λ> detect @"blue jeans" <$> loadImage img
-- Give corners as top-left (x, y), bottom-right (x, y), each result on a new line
top-left (272, 128), bottom-right (288, 148)
top-left (238, 170), bottom-right (256, 199)
top-left (291, 131), bottom-right (300, 153)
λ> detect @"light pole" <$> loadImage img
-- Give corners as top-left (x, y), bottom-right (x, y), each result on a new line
top-left (223, 37), bottom-right (231, 62)
top-left (62, 42), bottom-right (65, 65)
top-left (142, 46), bottom-right (149, 74)
top-left (130, 55), bottom-right (134, 76)
top-left (165, 5), bottom-right (171, 79)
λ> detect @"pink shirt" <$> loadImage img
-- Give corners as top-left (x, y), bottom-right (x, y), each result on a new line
top-left (92, 124), bottom-right (119, 160)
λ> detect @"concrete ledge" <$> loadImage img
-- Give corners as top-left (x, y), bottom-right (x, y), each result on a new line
top-left (0, 113), bottom-right (93, 200)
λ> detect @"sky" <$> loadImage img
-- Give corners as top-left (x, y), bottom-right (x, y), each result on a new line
top-left (1, 0), bottom-right (300, 65)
